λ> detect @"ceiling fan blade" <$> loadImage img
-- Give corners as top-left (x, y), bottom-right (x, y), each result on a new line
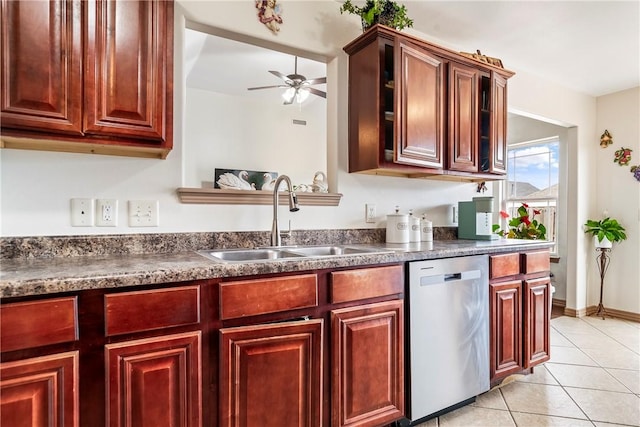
top-left (305, 77), bottom-right (326, 85)
top-left (308, 87), bottom-right (326, 98)
top-left (247, 85), bottom-right (288, 91)
top-left (269, 70), bottom-right (292, 84)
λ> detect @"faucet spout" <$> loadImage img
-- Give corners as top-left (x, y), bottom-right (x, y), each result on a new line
top-left (271, 175), bottom-right (299, 246)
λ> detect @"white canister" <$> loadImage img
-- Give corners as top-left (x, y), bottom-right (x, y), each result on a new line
top-left (386, 207), bottom-right (409, 243)
top-left (409, 210), bottom-right (421, 243)
top-left (421, 216), bottom-right (433, 242)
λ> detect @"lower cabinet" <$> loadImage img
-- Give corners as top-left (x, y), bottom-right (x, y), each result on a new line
top-left (0, 351), bottom-right (79, 427)
top-left (331, 300), bottom-right (404, 427)
top-left (1, 264), bottom-right (405, 427)
top-left (0, 297), bottom-right (80, 427)
top-left (219, 319), bottom-right (324, 427)
top-left (105, 332), bottom-right (202, 427)
top-left (218, 264), bottom-right (405, 427)
top-left (489, 280), bottom-right (522, 379)
top-left (524, 276), bottom-right (551, 368)
top-left (489, 250), bottom-right (551, 384)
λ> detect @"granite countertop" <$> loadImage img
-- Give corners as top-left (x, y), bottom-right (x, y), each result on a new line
top-left (0, 239), bottom-right (553, 298)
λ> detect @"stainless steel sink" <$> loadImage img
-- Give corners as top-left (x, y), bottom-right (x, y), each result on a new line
top-left (198, 248), bottom-right (303, 262)
top-left (285, 246), bottom-right (382, 257)
top-left (197, 245), bottom-right (392, 263)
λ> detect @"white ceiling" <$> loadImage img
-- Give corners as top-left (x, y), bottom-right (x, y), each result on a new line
top-left (185, 29), bottom-right (327, 102)
top-left (186, 1), bottom-right (639, 99)
top-left (405, 0), bottom-right (640, 97)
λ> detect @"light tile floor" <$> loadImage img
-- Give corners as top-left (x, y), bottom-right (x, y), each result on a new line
top-left (416, 315), bottom-right (640, 426)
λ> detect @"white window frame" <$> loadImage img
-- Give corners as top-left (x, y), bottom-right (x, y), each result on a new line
top-left (501, 136), bottom-right (559, 254)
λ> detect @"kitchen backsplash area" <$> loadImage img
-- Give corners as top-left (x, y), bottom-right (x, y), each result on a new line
top-left (1, 228), bottom-right (458, 260)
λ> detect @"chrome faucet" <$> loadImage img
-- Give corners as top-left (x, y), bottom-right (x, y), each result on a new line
top-left (271, 175), bottom-right (299, 246)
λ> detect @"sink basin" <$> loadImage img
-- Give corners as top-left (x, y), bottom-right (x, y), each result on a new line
top-left (197, 245), bottom-right (392, 263)
top-left (285, 246), bottom-right (384, 257)
top-left (198, 249), bottom-right (303, 262)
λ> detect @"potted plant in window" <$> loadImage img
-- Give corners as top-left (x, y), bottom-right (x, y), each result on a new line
top-left (492, 203), bottom-right (547, 240)
top-left (339, 0), bottom-right (414, 32)
top-left (583, 217), bottom-right (627, 248)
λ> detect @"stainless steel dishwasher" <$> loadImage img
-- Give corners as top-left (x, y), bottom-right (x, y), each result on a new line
top-left (405, 255), bottom-right (489, 424)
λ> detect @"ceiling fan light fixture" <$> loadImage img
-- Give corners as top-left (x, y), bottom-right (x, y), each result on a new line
top-left (282, 87), bottom-right (310, 104)
top-left (297, 87), bottom-right (310, 103)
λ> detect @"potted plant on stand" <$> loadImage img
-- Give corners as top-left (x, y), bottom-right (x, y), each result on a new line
top-left (583, 217), bottom-right (627, 248)
top-left (339, 0), bottom-right (414, 32)
top-left (583, 216), bottom-right (627, 319)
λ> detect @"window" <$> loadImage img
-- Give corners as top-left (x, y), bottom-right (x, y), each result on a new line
top-left (503, 137), bottom-right (559, 251)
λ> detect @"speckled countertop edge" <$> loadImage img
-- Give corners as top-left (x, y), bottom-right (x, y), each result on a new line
top-left (0, 239), bottom-right (554, 298)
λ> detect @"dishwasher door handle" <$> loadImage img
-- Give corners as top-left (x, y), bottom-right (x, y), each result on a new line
top-left (419, 269), bottom-right (481, 286)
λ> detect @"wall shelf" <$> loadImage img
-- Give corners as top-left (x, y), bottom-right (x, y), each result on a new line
top-left (176, 188), bottom-right (343, 206)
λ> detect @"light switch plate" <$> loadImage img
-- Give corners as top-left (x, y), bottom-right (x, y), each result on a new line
top-left (128, 200), bottom-right (159, 227)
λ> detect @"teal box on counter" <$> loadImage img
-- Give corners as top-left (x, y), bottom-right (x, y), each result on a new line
top-left (458, 197), bottom-right (498, 240)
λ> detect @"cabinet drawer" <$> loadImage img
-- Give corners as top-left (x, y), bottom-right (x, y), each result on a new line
top-left (523, 250), bottom-right (550, 274)
top-left (1, 297), bottom-right (78, 352)
top-left (490, 253), bottom-right (520, 279)
top-left (105, 286), bottom-right (200, 336)
top-left (330, 265), bottom-right (404, 303)
top-left (220, 274), bottom-right (318, 320)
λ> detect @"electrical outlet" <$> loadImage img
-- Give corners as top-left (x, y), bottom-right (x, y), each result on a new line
top-left (365, 204), bottom-right (376, 223)
top-left (71, 198), bottom-right (94, 226)
top-left (96, 199), bottom-right (118, 227)
top-left (128, 200), bottom-right (159, 227)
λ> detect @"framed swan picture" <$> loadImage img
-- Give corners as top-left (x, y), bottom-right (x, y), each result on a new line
top-left (214, 168), bottom-right (278, 191)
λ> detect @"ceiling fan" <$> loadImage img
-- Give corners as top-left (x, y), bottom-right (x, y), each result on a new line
top-left (247, 56), bottom-right (326, 105)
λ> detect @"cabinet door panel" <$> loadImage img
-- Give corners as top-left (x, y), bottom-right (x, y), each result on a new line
top-left (0, 0), bottom-right (83, 134)
top-left (105, 331), bottom-right (201, 427)
top-left (490, 280), bottom-right (522, 380)
top-left (332, 300), bottom-right (404, 427)
top-left (85, 0), bottom-right (171, 142)
top-left (448, 62), bottom-right (479, 172)
top-left (0, 296), bottom-right (78, 352)
top-left (524, 277), bottom-right (551, 368)
top-left (489, 253), bottom-right (520, 280)
top-left (1, 351), bottom-right (79, 427)
top-left (489, 72), bottom-right (508, 174)
top-left (219, 319), bottom-right (323, 427)
top-left (395, 40), bottom-right (444, 169)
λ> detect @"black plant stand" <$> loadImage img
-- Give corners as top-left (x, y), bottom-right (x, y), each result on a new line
top-left (595, 247), bottom-right (611, 319)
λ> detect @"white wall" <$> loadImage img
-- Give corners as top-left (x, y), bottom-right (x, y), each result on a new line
top-left (505, 115), bottom-right (569, 302)
top-left (184, 87), bottom-right (327, 188)
top-left (3, 1), bottom-right (634, 314)
top-left (593, 87), bottom-right (640, 314)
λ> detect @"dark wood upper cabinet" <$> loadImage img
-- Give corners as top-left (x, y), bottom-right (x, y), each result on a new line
top-left (488, 72), bottom-right (508, 174)
top-left (0, 0), bottom-right (173, 159)
top-left (84, 0), bottom-right (171, 142)
top-left (0, 0), bottom-right (83, 134)
top-left (344, 25), bottom-right (513, 180)
top-left (395, 40), bottom-right (444, 169)
top-left (448, 62), bottom-right (479, 172)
